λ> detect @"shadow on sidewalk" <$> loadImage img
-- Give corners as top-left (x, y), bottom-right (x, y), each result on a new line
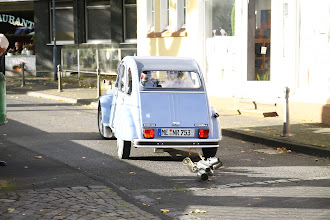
top-left (223, 122), bottom-right (330, 158)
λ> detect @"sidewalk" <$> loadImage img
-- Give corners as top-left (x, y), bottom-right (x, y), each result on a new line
top-left (0, 137), bottom-right (161, 220)
top-left (5, 75), bottom-right (330, 158)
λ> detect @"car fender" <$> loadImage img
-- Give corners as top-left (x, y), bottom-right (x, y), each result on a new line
top-left (210, 106), bottom-right (222, 140)
top-left (99, 91), bottom-right (114, 126)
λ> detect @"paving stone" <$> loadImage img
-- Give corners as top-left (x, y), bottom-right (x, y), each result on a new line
top-left (0, 186), bottom-right (161, 220)
top-left (88, 185), bottom-right (107, 189)
top-left (70, 187), bottom-right (89, 190)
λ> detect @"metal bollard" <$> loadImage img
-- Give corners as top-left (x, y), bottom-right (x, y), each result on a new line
top-left (21, 61), bottom-right (25, 87)
top-left (57, 65), bottom-right (63, 92)
top-left (281, 87), bottom-right (291, 137)
top-left (0, 72), bottom-right (7, 125)
top-left (97, 68), bottom-right (101, 98)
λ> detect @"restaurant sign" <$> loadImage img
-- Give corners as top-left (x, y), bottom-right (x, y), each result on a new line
top-left (0, 14), bottom-right (34, 28)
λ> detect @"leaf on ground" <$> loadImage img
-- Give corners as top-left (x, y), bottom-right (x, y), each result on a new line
top-left (34, 156), bottom-right (42, 159)
top-left (7, 208), bottom-right (15, 213)
top-left (142, 203), bottom-right (150, 207)
top-left (191, 209), bottom-right (206, 214)
top-left (276, 147), bottom-right (291, 153)
top-left (129, 172), bottom-right (136, 175)
top-left (160, 209), bottom-right (170, 214)
top-left (240, 159), bottom-right (251, 162)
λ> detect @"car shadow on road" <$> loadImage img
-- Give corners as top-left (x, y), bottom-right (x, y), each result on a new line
top-left (1, 119), bottom-right (329, 219)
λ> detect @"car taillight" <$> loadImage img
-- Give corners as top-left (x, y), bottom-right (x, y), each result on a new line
top-left (143, 129), bottom-right (155, 139)
top-left (199, 129), bottom-right (209, 139)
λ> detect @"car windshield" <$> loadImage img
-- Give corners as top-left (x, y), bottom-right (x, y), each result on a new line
top-left (140, 71), bottom-right (201, 89)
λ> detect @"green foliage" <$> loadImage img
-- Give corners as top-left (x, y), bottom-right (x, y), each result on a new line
top-left (23, 43), bottom-right (33, 50)
top-left (256, 70), bottom-right (270, 81)
top-left (231, 4), bottom-right (235, 36)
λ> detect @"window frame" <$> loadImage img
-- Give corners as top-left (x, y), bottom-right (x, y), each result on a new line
top-left (85, 1), bottom-right (111, 43)
top-left (49, 1), bottom-right (74, 44)
top-left (123, 0), bottom-right (137, 43)
top-left (176, 0), bottom-right (186, 30)
top-left (147, 0), bottom-right (155, 32)
top-left (160, 0), bottom-right (170, 31)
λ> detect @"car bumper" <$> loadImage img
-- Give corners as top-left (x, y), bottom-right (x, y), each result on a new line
top-left (133, 138), bottom-right (220, 148)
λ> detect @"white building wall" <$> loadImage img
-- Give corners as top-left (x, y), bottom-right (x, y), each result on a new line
top-left (293, 0), bottom-right (330, 104)
top-left (206, 0), bottom-right (329, 105)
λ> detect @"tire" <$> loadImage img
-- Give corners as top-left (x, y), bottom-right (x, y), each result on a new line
top-left (202, 147), bottom-right (218, 158)
top-left (98, 103), bottom-right (115, 139)
top-left (117, 138), bottom-right (131, 159)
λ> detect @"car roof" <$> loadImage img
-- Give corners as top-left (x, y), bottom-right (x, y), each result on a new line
top-left (128, 56), bottom-right (200, 72)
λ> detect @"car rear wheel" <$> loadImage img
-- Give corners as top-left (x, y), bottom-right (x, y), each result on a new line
top-left (98, 103), bottom-right (115, 139)
top-left (202, 147), bottom-right (218, 158)
top-left (117, 138), bottom-right (131, 159)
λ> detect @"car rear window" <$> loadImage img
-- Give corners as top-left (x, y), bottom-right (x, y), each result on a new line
top-left (140, 71), bottom-right (201, 89)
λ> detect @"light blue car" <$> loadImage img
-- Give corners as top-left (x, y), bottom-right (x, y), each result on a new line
top-left (98, 56), bottom-right (222, 159)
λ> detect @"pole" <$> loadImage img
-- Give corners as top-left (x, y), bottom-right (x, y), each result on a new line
top-left (96, 48), bottom-right (101, 98)
top-left (53, 0), bottom-right (57, 81)
top-left (97, 68), bottom-right (101, 98)
top-left (21, 62), bottom-right (25, 87)
top-left (281, 87), bottom-right (291, 137)
top-left (57, 65), bottom-right (63, 92)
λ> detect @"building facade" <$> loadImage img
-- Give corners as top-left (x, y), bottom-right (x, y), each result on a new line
top-left (1, 0), bottom-right (137, 75)
top-left (137, 0), bottom-right (330, 124)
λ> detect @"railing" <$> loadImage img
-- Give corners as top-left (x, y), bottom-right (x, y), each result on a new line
top-left (60, 43), bottom-right (137, 97)
top-left (61, 43), bottom-right (137, 77)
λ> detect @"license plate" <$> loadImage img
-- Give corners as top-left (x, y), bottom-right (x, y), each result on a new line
top-left (158, 128), bottom-right (195, 137)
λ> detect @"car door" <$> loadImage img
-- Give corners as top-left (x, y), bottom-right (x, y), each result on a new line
top-left (110, 63), bottom-right (126, 130)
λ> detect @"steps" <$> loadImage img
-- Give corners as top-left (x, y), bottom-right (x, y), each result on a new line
top-left (232, 98), bottom-right (281, 117)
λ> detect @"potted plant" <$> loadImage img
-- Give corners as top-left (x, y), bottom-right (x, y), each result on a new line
top-left (7, 48), bottom-right (14, 56)
top-left (12, 63), bottom-right (24, 71)
top-left (24, 44), bottom-right (34, 55)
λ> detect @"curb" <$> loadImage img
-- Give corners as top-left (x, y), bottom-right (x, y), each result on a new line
top-left (27, 91), bottom-right (78, 103)
top-left (222, 129), bottom-right (330, 158)
top-left (26, 91), bottom-right (98, 107)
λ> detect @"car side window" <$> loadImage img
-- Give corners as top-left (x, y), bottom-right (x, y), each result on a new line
top-left (116, 65), bottom-right (126, 92)
top-left (126, 68), bottom-right (132, 95)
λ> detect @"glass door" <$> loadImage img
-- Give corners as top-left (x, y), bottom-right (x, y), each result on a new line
top-left (247, 0), bottom-right (271, 81)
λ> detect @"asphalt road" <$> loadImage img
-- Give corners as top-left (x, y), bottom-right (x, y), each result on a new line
top-left (1, 94), bottom-right (330, 219)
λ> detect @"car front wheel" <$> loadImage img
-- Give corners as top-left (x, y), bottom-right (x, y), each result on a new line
top-left (117, 138), bottom-right (131, 159)
top-left (98, 103), bottom-right (115, 139)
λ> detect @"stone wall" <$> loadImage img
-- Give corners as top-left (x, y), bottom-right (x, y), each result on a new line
top-left (4, 55), bottom-right (36, 76)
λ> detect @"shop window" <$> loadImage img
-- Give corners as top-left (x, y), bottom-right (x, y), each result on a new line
top-left (50, 0), bottom-right (74, 43)
top-left (124, 0), bottom-right (137, 42)
top-left (247, 0), bottom-right (271, 81)
top-left (209, 0), bottom-right (235, 37)
top-left (86, 0), bottom-right (111, 42)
